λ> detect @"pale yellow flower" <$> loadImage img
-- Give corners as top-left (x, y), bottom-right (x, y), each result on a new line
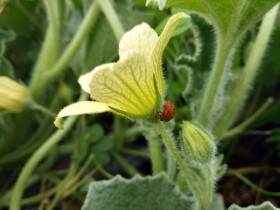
top-left (0, 76), bottom-right (30, 111)
top-left (55, 13), bottom-right (188, 128)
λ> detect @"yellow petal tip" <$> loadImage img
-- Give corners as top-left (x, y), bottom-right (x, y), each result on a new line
top-left (54, 118), bottom-right (63, 129)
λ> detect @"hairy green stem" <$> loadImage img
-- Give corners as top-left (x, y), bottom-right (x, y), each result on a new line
top-left (214, 4), bottom-right (279, 138)
top-left (223, 97), bottom-right (274, 138)
top-left (156, 122), bottom-right (205, 210)
top-left (197, 39), bottom-right (232, 127)
top-left (10, 94), bottom-right (87, 210)
top-left (167, 149), bottom-right (176, 179)
top-left (97, 0), bottom-right (125, 41)
top-left (148, 136), bottom-right (164, 175)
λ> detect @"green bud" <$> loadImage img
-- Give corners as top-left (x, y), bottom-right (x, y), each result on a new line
top-left (0, 76), bottom-right (30, 112)
top-left (181, 121), bottom-right (215, 163)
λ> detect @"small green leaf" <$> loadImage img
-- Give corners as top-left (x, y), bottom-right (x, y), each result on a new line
top-left (0, 57), bottom-right (15, 78)
top-left (92, 135), bottom-right (114, 152)
top-left (85, 124), bottom-right (105, 143)
top-left (228, 201), bottom-right (279, 210)
top-left (82, 173), bottom-right (195, 210)
top-left (92, 151), bottom-right (111, 165)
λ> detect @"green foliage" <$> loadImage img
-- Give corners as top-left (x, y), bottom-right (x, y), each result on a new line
top-left (166, 0), bottom-right (279, 41)
top-left (228, 202), bottom-right (279, 210)
top-left (0, 0), bottom-right (280, 209)
top-left (82, 173), bottom-right (195, 210)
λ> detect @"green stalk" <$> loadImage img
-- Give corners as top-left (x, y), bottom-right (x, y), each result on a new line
top-left (10, 94), bottom-right (87, 210)
top-left (96, 0), bottom-right (125, 41)
top-left (166, 149), bottom-right (176, 179)
top-left (197, 39), bottom-right (232, 127)
top-left (113, 116), bottom-right (125, 150)
top-left (122, 148), bottom-right (150, 158)
top-left (227, 169), bottom-right (280, 196)
top-left (45, 1), bottom-right (99, 79)
top-left (214, 4), bottom-right (279, 138)
top-left (31, 101), bottom-right (56, 118)
top-left (30, 1), bottom-right (100, 99)
top-left (148, 136), bottom-right (164, 175)
top-left (46, 156), bottom-right (94, 210)
top-left (29, 0), bottom-right (62, 99)
top-left (0, 186), bottom-right (59, 208)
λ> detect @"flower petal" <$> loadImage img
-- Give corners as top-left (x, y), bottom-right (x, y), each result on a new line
top-left (152, 12), bottom-right (189, 96)
top-left (78, 64), bottom-right (114, 94)
top-left (54, 101), bottom-right (111, 128)
top-left (89, 51), bottom-right (158, 118)
top-left (119, 23), bottom-right (158, 58)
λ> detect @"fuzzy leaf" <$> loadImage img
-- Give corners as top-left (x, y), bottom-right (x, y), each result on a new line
top-left (162, 0), bottom-right (279, 43)
top-left (228, 202), bottom-right (279, 210)
top-left (82, 173), bottom-right (195, 210)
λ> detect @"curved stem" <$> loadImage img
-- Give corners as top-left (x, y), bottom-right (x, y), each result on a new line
top-left (214, 4), bottom-right (279, 138)
top-left (0, 186), bottom-right (59, 208)
top-left (30, 1), bottom-right (100, 99)
top-left (227, 169), bottom-right (280, 197)
top-left (223, 97), bottom-right (274, 138)
top-left (121, 148), bottom-right (150, 158)
top-left (46, 155), bottom-right (94, 210)
top-left (46, 1), bottom-right (99, 79)
top-left (10, 93), bottom-right (87, 210)
top-left (29, 0), bottom-right (62, 99)
top-left (111, 152), bottom-right (140, 176)
top-left (93, 159), bottom-right (113, 179)
top-left (0, 90), bottom-right (63, 164)
top-left (96, 0), bottom-right (125, 41)
top-left (31, 102), bottom-right (56, 118)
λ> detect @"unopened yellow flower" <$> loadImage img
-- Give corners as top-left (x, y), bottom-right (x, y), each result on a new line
top-left (0, 76), bottom-right (30, 111)
top-left (181, 121), bottom-right (215, 163)
top-left (55, 13), bottom-right (188, 128)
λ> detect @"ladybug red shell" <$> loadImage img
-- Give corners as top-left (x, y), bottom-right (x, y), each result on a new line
top-left (160, 101), bottom-right (176, 122)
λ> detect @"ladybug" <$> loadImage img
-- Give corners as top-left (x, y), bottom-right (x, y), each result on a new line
top-left (160, 101), bottom-right (176, 122)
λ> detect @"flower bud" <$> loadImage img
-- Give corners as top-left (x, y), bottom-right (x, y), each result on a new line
top-left (0, 76), bottom-right (30, 111)
top-left (181, 121), bottom-right (215, 163)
